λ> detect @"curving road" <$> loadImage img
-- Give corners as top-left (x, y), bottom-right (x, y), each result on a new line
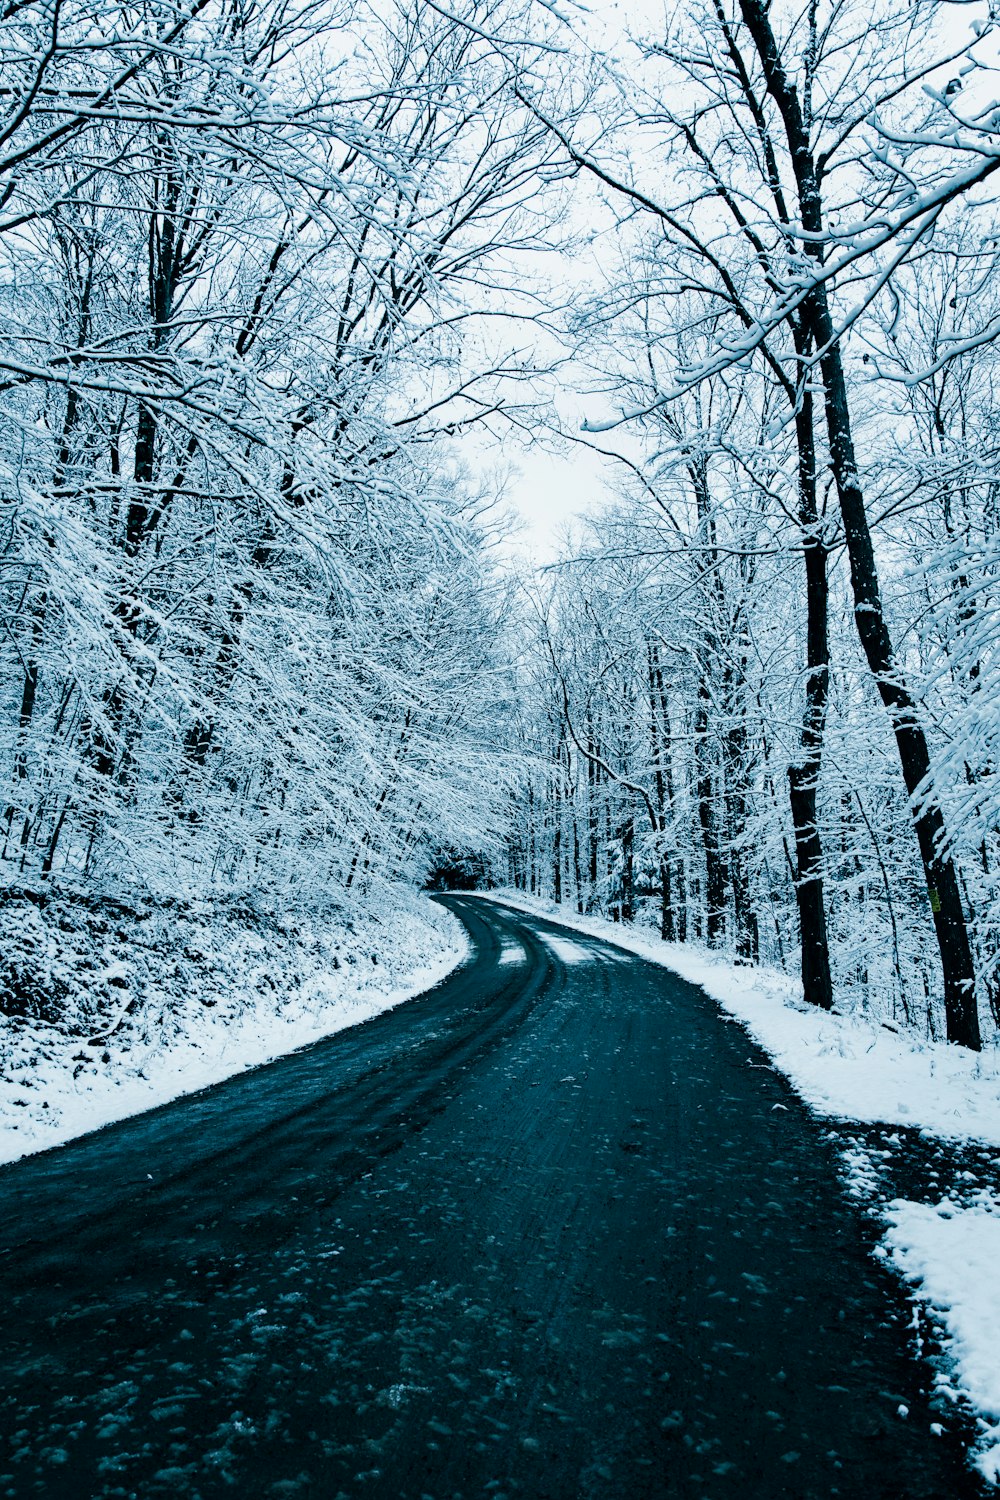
top-left (0, 896), bottom-right (985, 1498)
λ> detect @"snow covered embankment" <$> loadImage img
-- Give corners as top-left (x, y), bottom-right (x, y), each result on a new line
top-left (477, 888), bottom-right (1000, 1484)
top-left (0, 892), bottom-right (466, 1167)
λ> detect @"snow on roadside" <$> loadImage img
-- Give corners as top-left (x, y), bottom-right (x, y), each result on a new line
top-left (882, 1198), bottom-right (1000, 1484)
top-left (477, 888), bottom-right (1000, 1481)
top-left (0, 894), bottom-right (466, 1167)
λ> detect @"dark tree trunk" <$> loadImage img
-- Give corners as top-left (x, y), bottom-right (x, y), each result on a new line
top-left (788, 763), bottom-right (832, 1008)
top-left (647, 640), bottom-right (677, 941)
top-left (660, 859), bottom-right (675, 942)
top-left (552, 764), bottom-right (562, 906)
top-left (527, 781), bottom-right (537, 896)
top-left (738, 0), bottom-right (980, 1048)
top-left (605, 795), bottom-right (617, 919)
top-left (587, 716), bottom-right (600, 906)
top-left (725, 711), bottom-right (756, 963)
top-left (572, 805), bottom-right (583, 914)
top-left (690, 458), bottom-right (728, 946)
top-left (675, 859), bottom-right (688, 942)
top-left (620, 815), bottom-right (635, 923)
top-left (787, 336), bottom-right (834, 1010)
top-left (695, 686), bottom-right (726, 945)
top-left (814, 340), bottom-right (978, 1044)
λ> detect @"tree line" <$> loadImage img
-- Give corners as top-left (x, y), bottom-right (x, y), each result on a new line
top-left (0, 0), bottom-right (558, 917)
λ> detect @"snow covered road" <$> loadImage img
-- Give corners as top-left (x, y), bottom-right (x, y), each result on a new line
top-left (0, 896), bottom-right (986, 1497)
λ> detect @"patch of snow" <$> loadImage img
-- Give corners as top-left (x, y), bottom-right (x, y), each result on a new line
top-left (498, 942), bottom-right (526, 966)
top-left (538, 932), bottom-right (593, 965)
top-left (884, 1198), bottom-right (1000, 1483)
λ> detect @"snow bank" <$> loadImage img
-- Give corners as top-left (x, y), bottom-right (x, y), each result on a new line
top-left (884, 1200), bottom-right (1000, 1484)
top-left (477, 889), bottom-right (1000, 1481)
top-left (0, 893), bottom-right (466, 1166)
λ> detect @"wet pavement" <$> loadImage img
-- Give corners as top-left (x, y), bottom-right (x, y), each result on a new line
top-left (0, 895), bottom-right (986, 1498)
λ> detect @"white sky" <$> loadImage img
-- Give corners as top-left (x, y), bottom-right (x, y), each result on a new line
top-left (492, 400), bottom-right (647, 563)
top-left (450, 0), bottom-right (667, 562)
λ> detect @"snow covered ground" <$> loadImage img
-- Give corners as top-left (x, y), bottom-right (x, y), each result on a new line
top-left (0, 892), bottom-right (467, 1167)
top-left (477, 888), bottom-right (1000, 1484)
top-left (883, 1199), bottom-right (1000, 1482)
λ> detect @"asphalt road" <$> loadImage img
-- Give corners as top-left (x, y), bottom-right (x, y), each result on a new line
top-left (0, 896), bottom-right (984, 1499)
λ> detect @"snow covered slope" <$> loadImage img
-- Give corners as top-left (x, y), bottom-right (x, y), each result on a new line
top-left (0, 893), bottom-right (466, 1166)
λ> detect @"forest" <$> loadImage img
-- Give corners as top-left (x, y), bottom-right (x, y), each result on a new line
top-left (1, 0), bottom-right (999, 1056)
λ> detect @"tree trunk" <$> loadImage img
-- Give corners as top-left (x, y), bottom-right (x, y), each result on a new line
top-left (724, 710), bottom-right (756, 962)
top-left (788, 763), bottom-right (833, 1009)
top-left (786, 339), bottom-right (834, 1010)
top-left (739, 0), bottom-right (980, 1048)
top-left (552, 756), bottom-right (562, 905)
top-left (659, 859), bottom-right (675, 941)
top-left (813, 260), bottom-right (978, 1046)
top-left (695, 685), bottom-right (726, 945)
top-left (675, 858), bottom-right (688, 942)
top-left (620, 814), bottom-right (635, 923)
top-left (647, 640), bottom-right (676, 941)
top-left (573, 811), bottom-right (583, 914)
top-left (587, 715), bottom-right (600, 907)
